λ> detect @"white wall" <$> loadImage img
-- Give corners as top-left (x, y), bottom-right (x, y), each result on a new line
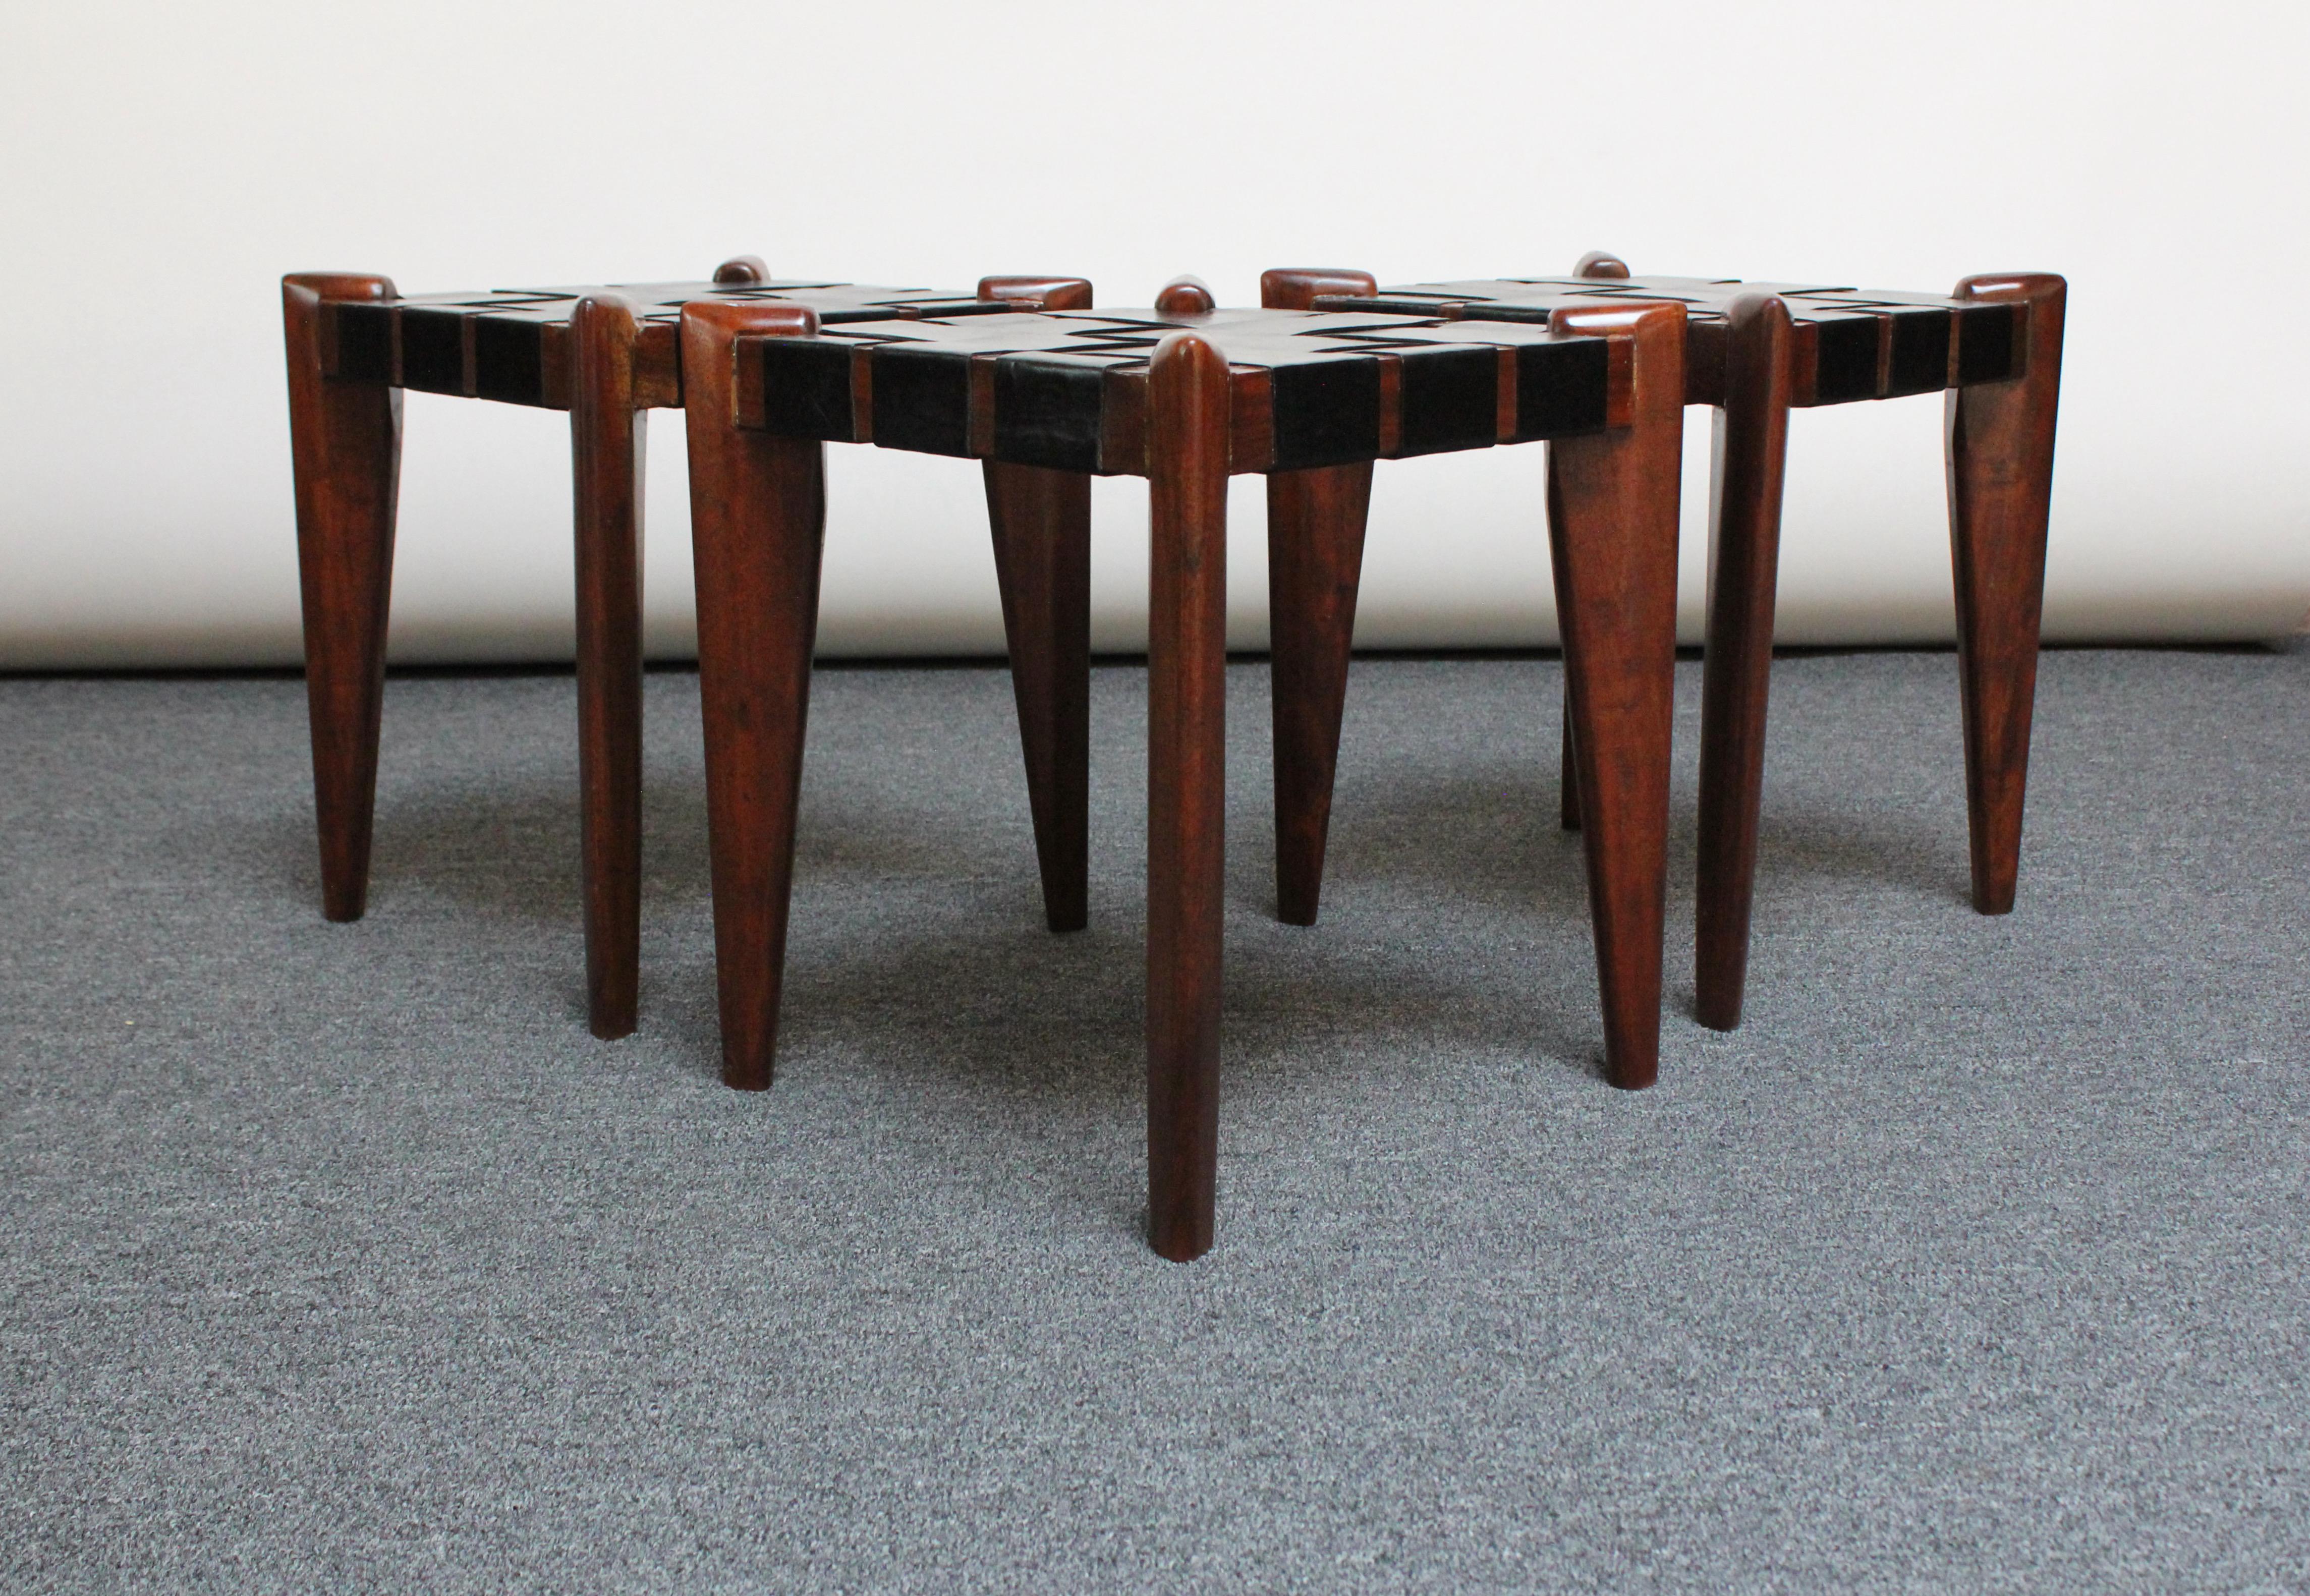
top-left (3, 0), bottom-right (2304, 668)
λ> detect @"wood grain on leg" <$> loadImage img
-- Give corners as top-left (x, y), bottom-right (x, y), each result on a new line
top-left (1265, 461), bottom-right (1372, 926)
top-left (1260, 270), bottom-right (1378, 926)
top-left (978, 277), bottom-right (1095, 932)
top-left (284, 272), bottom-right (402, 923)
top-left (682, 299), bottom-right (826, 1091)
top-left (570, 294), bottom-right (648, 1039)
top-left (1546, 301), bottom-right (1687, 1090)
top-left (1145, 330), bottom-right (1231, 1262)
top-left (1556, 252), bottom-right (1625, 833)
top-left (1694, 295), bottom-right (1794, 1031)
top-left (1947, 274), bottom-right (2065, 916)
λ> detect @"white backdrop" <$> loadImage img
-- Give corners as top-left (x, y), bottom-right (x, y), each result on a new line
top-left (3, 0), bottom-right (2304, 667)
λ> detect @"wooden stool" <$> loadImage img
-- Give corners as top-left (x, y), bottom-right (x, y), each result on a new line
top-left (680, 279), bottom-right (1689, 1260)
top-left (1280, 261), bottom-right (2065, 1030)
top-left (282, 265), bottom-right (1098, 1040)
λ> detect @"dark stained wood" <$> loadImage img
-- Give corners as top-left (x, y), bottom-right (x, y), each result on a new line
top-left (569, 293), bottom-right (648, 1040)
top-left (1258, 268), bottom-right (1377, 310)
top-left (682, 298), bottom-right (827, 1091)
top-left (1946, 273), bottom-right (2065, 915)
top-left (698, 297), bottom-right (1661, 1251)
top-left (1145, 329), bottom-right (1232, 1263)
top-left (1694, 294), bottom-right (1794, 1031)
top-left (1260, 269), bottom-right (1378, 926)
top-left (1555, 251), bottom-right (1624, 834)
top-left (1266, 460), bottom-right (1373, 925)
top-left (1545, 300), bottom-right (1687, 1090)
top-left (978, 275), bottom-right (1093, 312)
top-left (978, 277), bottom-right (1095, 933)
top-left (283, 272), bottom-right (403, 923)
top-left (1343, 273), bottom-right (2009, 416)
top-left (1154, 275), bottom-right (1217, 316)
top-left (982, 463), bottom-right (1092, 929)
top-left (714, 256), bottom-right (768, 284)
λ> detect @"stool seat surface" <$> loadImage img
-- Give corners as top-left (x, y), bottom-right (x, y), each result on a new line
top-left (741, 306), bottom-right (1637, 476)
top-left (326, 279), bottom-right (1003, 409)
top-left (1330, 275), bottom-right (2022, 405)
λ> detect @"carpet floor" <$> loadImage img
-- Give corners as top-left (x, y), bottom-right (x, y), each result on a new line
top-left (3, 648), bottom-right (2305, 1592)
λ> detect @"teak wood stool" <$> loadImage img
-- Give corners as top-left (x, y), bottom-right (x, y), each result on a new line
top-left (1279, 260), bottom-right (2064, 1030)
top-left (679, 282), bottom-right (1688, 1261)
top-left (283, 264), bottom-right (1099, 1040)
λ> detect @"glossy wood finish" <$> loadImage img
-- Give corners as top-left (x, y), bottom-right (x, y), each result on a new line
top-left (1154, 275), bottom-right (1217, 316)
top-left (683, 298), bottom-right (827, 1091)
top-left (290, 264), bottom-right (1009, 1048)
top-left (1947, 273), bottom-right (2065, 915)
top-left (1694, 295), bottom-right (1794, 1031)
top-left (697, 296), bottom-right (1653, 1256)
top-left (1530, 253), bottom-right (2057, 1025)
top-left (1546, 300), bottom-right (1687, 1090)
top-left (1265, 460), bottom-right (1374, 925)
top-left (1145, 329), bottom-right (1232, 1263)
top-left (977, 275), bottom-right (1093, 313)
top-left (1556, 252), bottom-right (1625, 835)
top-left (570, 294), bottom-right (648, 1039)
top-left (1260, 269), bottom-right (1379, 924)
top-left (283, 272), bottom-right (403, 922)
top-left (978, 276), bottom-right (1095, 933)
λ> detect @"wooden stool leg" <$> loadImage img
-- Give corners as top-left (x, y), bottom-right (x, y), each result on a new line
top-left (1947, 274), bottom-right (2066, 915)
top-left (284, 273), bottom-right (402, 923)
top-left (1546, 302), bottom-right (1687, 1089)
top-left (1694, 295), bottom-right (1794, 1031)
top-left (985, 462), bottom-right (1092, 932)
top-left (571, 295), bottom-right (648, 1039)
top-left (681, 300), bottom-right (827, 1092)
top-left (1256, 269), bottom-right (1378, 927)
top-left (1554, 251), bottom-right (1624, 840)
top-left (1266, 462), bottom-right (1372, 925)
top-left (974, 277), bottom-right (1096, 933)
top-left (1146, 330), bottom-right (1231, 1262)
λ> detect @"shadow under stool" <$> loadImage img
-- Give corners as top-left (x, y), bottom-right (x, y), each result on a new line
top-left (283, 263), bottom-right (1101, 1039)
top-left (1273, 259), bottom-right (2064, 1030)
top-left (678, 287), bottom-right (1690, 1261)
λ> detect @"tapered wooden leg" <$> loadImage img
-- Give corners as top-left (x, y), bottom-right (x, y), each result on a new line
top-left (1694, 295), bottom-right (1794, 1031)
top-left (1545, 301), bottom-right (1687, 1089)
top-left (1552, 253), bottom-right (1627, 840)
top-left (1146, 330), bottom-right (1231, 1263)
top-left (971, 276), bottom-right (1097, 933)
top-left (570, 295), bottom-right (648, 1039)
top-left (1947, 274), bottom-right (2066, 916)
top-left (984, 461), bottom-right (1092, 931)
top-left (1257, 269), bottom-right (1379, 926)
top-left (284, 273), bottom-right (402, 923)
top-left (1266, 462), bottom-right (1372, 925)
top-left (681, 299), bottom-right (827, 1092)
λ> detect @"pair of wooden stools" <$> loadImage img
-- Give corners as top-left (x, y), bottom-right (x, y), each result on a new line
top-left (284, 256), bottom-right (2063, 1260)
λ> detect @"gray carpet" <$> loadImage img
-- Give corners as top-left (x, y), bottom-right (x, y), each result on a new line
top-left (3, 648), bottom-right (2306, 1592)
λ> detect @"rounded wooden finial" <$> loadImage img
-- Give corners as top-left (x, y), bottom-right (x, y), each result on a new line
top-left (1155, 275), bottom-right (1217, 315)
